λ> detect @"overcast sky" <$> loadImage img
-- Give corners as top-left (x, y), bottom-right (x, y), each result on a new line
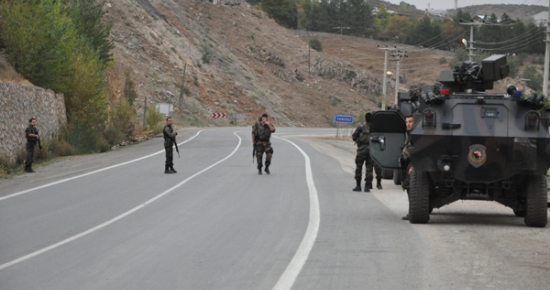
top-left (384, 0), bottom-right (549, 11)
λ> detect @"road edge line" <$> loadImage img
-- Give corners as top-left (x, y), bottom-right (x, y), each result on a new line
top-left (0, 130), bottom-right (203, 202)
top-left (271, 136), bottom-right (320, 290)
top-left (0, 131), bottom-right (241, 271)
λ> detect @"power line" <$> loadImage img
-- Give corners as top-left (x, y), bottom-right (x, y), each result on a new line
top-left (475, 26), bottom-right (542, 45)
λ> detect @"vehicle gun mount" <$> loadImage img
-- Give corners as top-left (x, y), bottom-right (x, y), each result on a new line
top-left (438, 55), bottom-right (510, 93)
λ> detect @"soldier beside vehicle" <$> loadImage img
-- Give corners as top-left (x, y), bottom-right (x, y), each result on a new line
top-left (351, 112), bottom-right (382, 192)
top-left (400, 115), bottom-right (414, 220)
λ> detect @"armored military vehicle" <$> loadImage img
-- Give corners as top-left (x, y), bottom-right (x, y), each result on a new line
top-left (369, 55), bottom-right (550, 227)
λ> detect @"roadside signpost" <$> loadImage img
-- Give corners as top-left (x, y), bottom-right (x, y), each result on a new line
top-left (334, 115), bottom-right (354, 124)
top-left (334, 115), bottom-right (354, 137)
top-left (212, 112), bottom-right (226, 118)
top-left (232, 113), bottom-right (246, 126)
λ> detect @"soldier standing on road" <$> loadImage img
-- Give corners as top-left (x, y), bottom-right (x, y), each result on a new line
top-left (401, 115), bottom-right (415, 220)
top-left (252, 113), bottom-right (275, 175)
top-left (352, 112), bottom-right (382, 192)
top-left (163, 117), bottom-right (178, 174)
top-left (24, 118), bottom-right (40, 173)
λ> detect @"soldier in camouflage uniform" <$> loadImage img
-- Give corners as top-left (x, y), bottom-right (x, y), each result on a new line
top-left (24, 118), bottom-right (40, 173)
top-left (401, 115), bottom-right (414, 220)
top-left (163, 117), bottom-right (178, 174)
top-left (252, 113), bottom-right (275, 175)
top-left (352, 112), bottom-right (382, 192)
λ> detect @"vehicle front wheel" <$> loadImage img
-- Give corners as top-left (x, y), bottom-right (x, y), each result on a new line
top-left (408, 170), bottom-right (430, 223)
top-left (524, 175), bottom-right (548, 227)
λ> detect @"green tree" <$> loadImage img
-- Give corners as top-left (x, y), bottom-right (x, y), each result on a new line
top-left (262, 0), bottom-right (298, 29)
top-left (62, 0), bottom-right (114, 65)
top-left (0, 0), bottom-right (77, 92)
top-left (0, 0), bottom-right (109, 129)
top-left (523, 66), bottom-right (543, 92)
top-left (123, 70), bottom-right (138, 106)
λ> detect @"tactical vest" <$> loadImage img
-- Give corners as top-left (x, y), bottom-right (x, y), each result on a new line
top-left (254, 122), bottom-right (271, 141)
top-left (163, 125), bottom-right (172, 141)
top-left (25, 126), bottom-right (38, 143)
top-left (357, 123), bottom-right (370, 145)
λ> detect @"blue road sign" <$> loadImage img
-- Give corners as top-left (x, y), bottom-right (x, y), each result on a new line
top-left (334, 115), bottom-right (354, 124)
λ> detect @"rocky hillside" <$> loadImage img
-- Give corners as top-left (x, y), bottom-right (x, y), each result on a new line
top-left (102, 0), bottom-right (547, 127)
top-left (103, 0), bottom-right (416, 127)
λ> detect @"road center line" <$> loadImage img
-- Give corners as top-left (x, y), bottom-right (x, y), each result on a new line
top-left (272, 136), bottom-right (321, 290)
top-left (0, 130), bottom-right (203, 202)
top-left (0, 131), bottom-right (241, 271)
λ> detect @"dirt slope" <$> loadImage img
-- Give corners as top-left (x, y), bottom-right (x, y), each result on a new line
top-left (102, 0), bottom-right (528, 128)
top-left (103, 0), bottom-right (401, 127)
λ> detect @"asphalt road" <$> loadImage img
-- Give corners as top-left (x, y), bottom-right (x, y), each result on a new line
top-left (0, 127), bottom-right (549, 290)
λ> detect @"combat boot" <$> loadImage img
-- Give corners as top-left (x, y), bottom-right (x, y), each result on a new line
top-left (170, 166), bottom-right (177, 173)
top-left (165, 166), bottom-right (173, 174)
top-left (265, 165), bottom-right (270, 175)
top-left (25, 166), bottom-right (35, 173)
top-left (352, 180), bottom-right (361, 192)
top-left (258, 166), bottom-right (262, 175)
top-left (376, 177), bottom-right (382, 189)
top-left (364, 182), bottom-right (372, 192)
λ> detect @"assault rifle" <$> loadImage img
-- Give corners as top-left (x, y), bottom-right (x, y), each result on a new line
top-left (252, 135), bottom-right (258, 163)
top-left (173, 136), bottom-right (180, 158)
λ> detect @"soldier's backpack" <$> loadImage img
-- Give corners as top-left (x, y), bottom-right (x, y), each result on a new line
top-left (357, 123), bottom-right (370, 144)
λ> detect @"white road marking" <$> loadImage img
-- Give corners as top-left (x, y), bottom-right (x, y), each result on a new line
top-left (0, 131), bottom-right (241, 271)
top-left (0, 130), bottom-right (203, 202)
top-left (272, 136), bottom-right (320, 290)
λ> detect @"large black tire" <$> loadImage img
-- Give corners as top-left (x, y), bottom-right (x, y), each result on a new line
top-left (393, 169), bottom-right (402, 185)
top-left (382, 169), bottom-right (393, 180)
top-left (524, 175), bottom-right (548, 227)
top-left (408, 170), bottom-right (430, 223)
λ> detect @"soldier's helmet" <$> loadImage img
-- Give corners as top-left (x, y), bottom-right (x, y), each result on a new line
top-left (365, 112), bottom-right (373, 123)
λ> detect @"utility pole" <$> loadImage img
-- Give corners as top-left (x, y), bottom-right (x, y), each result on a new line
top-left (460, 22), bottom-right (482, 62)
top-left (307, 28), bottom-right (311, 77)
top-left (334, 27), bottom-right (350, 59)
top-left (543, 0), bottom-right (549, 97)
top-left (179, 63), bottom-right (187, 111)
top-left (391, 50), bottom-right (408, 104)
top-left (378, 45), bottom-right (395, 110)
top-left (143, 96), bottom-right (147, 129)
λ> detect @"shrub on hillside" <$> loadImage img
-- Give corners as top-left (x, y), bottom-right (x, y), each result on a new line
top-left (507, 57), bottom-right (520, 78)
top-left (201, 45), bottom-right (212, 64)
top-left (523, 65), bottom-right (543, 92)
top-left (49, 138), bottom-right (73, 157)
top-left (105, 97), bottom-right (137, 146)
top-left (145, 105), bottom-right (164, 135)
top-left (63, 124), bottom-right (101, 154)
top-left (310, 39), bottom-right (322, 52)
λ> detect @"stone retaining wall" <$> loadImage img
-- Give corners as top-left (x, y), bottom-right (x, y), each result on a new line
top-left (0, 82), bottom-right (66, 162)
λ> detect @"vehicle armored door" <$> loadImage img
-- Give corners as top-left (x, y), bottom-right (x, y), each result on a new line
top-left (369, 111), bottom-right (406, 169)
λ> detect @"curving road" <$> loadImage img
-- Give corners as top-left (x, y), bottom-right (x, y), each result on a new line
top-left (0, 127), bottom-right (548, 290)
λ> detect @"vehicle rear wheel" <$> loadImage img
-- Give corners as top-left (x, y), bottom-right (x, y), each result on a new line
top-left (408, 170), bottom-right (430, 223)
top-left (382, 169), bottom-right (393, 180)
top-left (393, 169), bottom-right (402, 185)
top-left (524, 175), bottom-right (548, 227)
